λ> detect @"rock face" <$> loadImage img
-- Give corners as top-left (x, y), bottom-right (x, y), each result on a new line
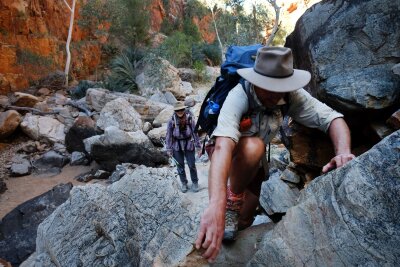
top-left (33, 167), bottom-right (207, 266)
top-left (136, 57), bottom-right (187, 99)
top-left (96, 98), bottom-right (143, 131)
top-left (286, 0), bottom-right (400, 114)
top-left (0, 183), bottom-right (73, 266)
top-left (84, 127), bottom-right (168, 171)
top-left (0, 1), bottom-right (103, 94)
top-left (250, 130), bottom-right (400, 266)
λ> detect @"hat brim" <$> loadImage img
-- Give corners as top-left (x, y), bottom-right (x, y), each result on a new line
top-left (174, 106), bottom-right (188, 111)
top-left (237, 68), bottom-right (311, 93)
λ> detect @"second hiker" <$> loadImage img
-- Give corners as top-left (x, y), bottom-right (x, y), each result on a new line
top-left (166, 101), bottom-right (202, 193)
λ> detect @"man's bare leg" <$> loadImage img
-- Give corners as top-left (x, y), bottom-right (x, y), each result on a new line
top-left (223, 137), bottom-right (265, 239)
top-left (229, 136), bottom-right (265, 194)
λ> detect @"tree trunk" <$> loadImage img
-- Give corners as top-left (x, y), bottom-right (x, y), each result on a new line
top-left (64, 0), bottom-right (76, 87)
top-left (210, 8), bottom-right (224, 63)
top-left (265, 0), bottom-right (280, 46)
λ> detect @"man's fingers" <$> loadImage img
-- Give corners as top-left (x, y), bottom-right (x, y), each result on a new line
top-left (322, 161), bottom-right (335, 173)
top-left (202, 232), bottom-right (213, 249)
top-left (203, 239), bottom-right (218, 259)
top-left (334, 156), bottom-right (343, 168)
top-left (195, 228), bottom-right (205, 249)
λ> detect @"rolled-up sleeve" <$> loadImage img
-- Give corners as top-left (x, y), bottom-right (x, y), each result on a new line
top-left (287, 89), bottom-right (343, 133)
top-left (211, 85), bottom-right (249, 143)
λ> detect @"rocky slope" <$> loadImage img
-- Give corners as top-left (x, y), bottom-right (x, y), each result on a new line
top-left (23, 130), bottom-right (400, 266)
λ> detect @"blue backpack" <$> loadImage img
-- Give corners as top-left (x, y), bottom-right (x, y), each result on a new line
top-left (194, 44), bottom-right (263, 136)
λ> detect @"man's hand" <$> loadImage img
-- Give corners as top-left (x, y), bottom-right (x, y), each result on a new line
top-left (322, 153), bottom-right (355, 173)
top-left (195, 203), bottom-right (225, 263)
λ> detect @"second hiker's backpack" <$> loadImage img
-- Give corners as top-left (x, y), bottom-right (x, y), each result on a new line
top-left (194, 44), bottom-right (263, 136)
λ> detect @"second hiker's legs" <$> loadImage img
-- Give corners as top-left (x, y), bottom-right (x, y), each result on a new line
top-left (184, 149), bottom-right (198, 184)
top-left (173, 150), bottom-right (187, 184)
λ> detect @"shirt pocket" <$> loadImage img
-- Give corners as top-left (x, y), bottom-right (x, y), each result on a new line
top-left (240, 112), bottom-right (259, 137)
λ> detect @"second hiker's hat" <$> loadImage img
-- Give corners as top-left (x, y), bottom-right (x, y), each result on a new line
top-left (173, 101), bottom-right (187, 111)
top-left (237, 47), bottom-right (311, 93)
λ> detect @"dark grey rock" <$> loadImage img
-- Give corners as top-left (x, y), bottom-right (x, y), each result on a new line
top-left (286, 0), bottom-right (400, 114)
top-left (0, 179), bottom-right (7, 194)
top-left (0, 183), bottom-right (72, 266)
top-left (10, 154), bottom-right (32, 177)
top-left (70, 151), bottom-right (89, 166)
top-left (93, 170), bottom-right (110, 180)
top-left (36, 71), bottom-right (65, 90)
top-left (280, 166), bottom-right (301, 184)
top-left (75, 170), bottom-right (96, 183)
top-left (250, 130), bottom-right (400, 266)
top-left (32, 151), bottom-right (69, 176)
top-left (260, 172), bottom-right (300, 216)
top-left (65, 116), bottom-right (97, 153)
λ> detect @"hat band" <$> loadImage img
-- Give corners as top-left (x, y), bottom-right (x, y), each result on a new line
top-left (253, 68), bottom-right (294, 78)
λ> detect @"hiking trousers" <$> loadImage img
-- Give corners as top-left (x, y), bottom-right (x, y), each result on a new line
top-left (173, 149), bottom-right (198, 185)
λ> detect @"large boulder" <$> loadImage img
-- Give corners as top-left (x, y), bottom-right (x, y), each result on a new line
top-left (96, 98), bottom-right (143, 131)
top-left (85, 88), bottom-right (168, 122)
top-left (20, 114), bottom-right (65, 144)
top-left (286, 0), bottom-right (400, 115)
top-left (84, 127), bottom-right (168, 171)
top-left (152, 106), bottom-right (174, 126)
top-left (0, 110), bottom-right (21, 139)
top-left (31, 167), bottom-right (208, 266)
top-left (250, 130), bottom-right (400, 266)
top-left (135, 57), bottom-right (187, 98)
top-left (0, 183), bottom-right (73, 267)
top-left (65, 116), bottom-right (97, 153)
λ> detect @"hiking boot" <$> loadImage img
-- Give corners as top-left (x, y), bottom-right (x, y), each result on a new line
top-left (191, 183), bottom-right (199, 192)
top-left (181, 183), bottom-right (189, 193)
top-left (223, 186), bottom-right (244, 241)
top-left (223, 209), bottom-right (240, 241)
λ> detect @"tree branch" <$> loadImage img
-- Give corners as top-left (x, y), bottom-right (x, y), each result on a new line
top-left (265, 0), bottom-right (281, 46)
top-left (63, 0), bottom-right (72, 12)
top-left (6, 106), bottom-right (59, 115)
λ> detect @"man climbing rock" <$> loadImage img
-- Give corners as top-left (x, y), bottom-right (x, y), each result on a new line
top-left (195, 47), bottom-right (355, 262)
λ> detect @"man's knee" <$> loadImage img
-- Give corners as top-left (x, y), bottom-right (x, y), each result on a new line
top-left (235, 137), bottom-right (265, 160)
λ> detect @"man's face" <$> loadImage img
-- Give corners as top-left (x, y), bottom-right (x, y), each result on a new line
top-left (254, 86), bottom-right (285, 108)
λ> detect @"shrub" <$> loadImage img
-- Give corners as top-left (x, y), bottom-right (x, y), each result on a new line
top-left (105, 48), bottom-right (145, 93)
top-left (69, 80), bottom-right (103, 99)
top-left (193, 60), bottom-right (209, 82)
top-left (158, 32), bottom-right (193, 67)
top-left (16, 49), bottom-right (53, 67)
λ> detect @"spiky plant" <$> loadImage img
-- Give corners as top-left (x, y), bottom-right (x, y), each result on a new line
top-left (106, 49), bottom-right (139, 93)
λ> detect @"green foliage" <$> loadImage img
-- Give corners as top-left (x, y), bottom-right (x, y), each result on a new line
top-left (192, 43), bottom-right (221, 66)
top-left (185, 0), bottom-right (209, 18)
top-left (16, 49), bottom-right (53, 67)
top-left (157, 32), bottom-right (194, 67)
top-left (105, 48), bottom-right (144, 92)
top-left (193, 60), bottom-right (208, 82)
top-left (183, 18), bottom-right (201, 42)
top-left (271, 27), bottom-right (288, 46)
top-left (79, 0), bottom-right (150, 46)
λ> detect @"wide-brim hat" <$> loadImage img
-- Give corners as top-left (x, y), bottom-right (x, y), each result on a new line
top-left (237, 46), bottom-right (311, 93)
top-left (173, 101), bottom-right (188, 111)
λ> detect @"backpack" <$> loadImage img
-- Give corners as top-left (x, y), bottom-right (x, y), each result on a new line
top-left (194, 44), bottom-right (263, 137)
top-left (172, 110), bottom-right (194, 140)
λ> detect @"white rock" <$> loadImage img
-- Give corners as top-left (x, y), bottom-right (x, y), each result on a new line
top-left (20, 114), bottom-right (65, 144)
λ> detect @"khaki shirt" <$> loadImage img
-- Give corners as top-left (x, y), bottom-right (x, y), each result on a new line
top-left (212, 83), bottom-right (343, 144)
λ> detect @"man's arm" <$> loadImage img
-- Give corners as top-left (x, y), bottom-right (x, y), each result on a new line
top-left (195, 136), bottom-right (236, 263)
top-left (322, 118), bottom-right (355, 173)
